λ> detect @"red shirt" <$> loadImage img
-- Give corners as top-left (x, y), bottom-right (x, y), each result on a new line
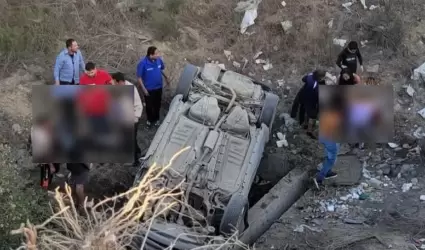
top-left (77, 87), bottom-right (111, 116)
top-left (79, 69), bottom-right (112, 85)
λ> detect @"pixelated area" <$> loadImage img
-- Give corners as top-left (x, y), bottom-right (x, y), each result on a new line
top-left (319, 85), bottom-right (394, 143)
top-left (31, 85), bottom-right (134, 163)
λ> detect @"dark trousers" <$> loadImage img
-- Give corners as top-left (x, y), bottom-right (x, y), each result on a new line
top-left (291, 87), bottom-right (306, 125)
top-left (60, 80), bottom-right (75, 85)
top-left (145, 88), bottom-right (162, 123)
top-left (134, 120), bottom-right (142, 163)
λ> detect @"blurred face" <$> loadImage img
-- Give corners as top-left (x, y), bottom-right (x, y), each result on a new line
top-left (85, 68), bottom-right (97, 77)
top-left (68, 41), bottom-right (79, 53)
top-left (150, 49), bottom-right (160, 60)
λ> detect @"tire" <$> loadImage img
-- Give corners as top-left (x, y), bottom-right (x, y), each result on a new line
top-left (257, 92), bottom-right (279, 131)
top-left (219, 194), bottom-right (248, 235)
top-left (175, 64), bottom-right (199, 102)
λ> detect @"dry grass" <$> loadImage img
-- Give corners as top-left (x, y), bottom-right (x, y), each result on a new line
top-left (11, 148), bottom-right (249, 250)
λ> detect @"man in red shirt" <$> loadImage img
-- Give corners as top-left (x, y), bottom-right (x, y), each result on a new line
top-left (79, 62), bottom-right (113, 85)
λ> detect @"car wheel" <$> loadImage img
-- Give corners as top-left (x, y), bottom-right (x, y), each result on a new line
top-left (257, 92), bottom-right (279, 132)
top-left (175, 63), bottom-right (199, 102)
top-left (219, 194), bottom-right (248, 235)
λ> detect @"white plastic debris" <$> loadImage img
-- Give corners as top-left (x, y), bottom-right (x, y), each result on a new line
top-left (277, 79), bottom-right (285, 87)
top-left (325, 72), bottom-right (337, 85)
top-left (233, 61), bottom-right (241, 68)
top-left (413, 127), bottom-right (425, 139)
top-left (276, 136), bottom-right (288, 148)
top-left (369, 5), bottom-right (378, 10)
top-left (333, 38), bottom-right (347, 47)
top-left (281, 1), bottom-right (286, 7)
top-left (368, 178), bottom-right (383, 189)
top-left (406, 85), bottom-right (415, 97)
top-left (276, 132), bottom-right (285, 140)
top-left (359, 0), bottom-right (367, 9)
top-left (328, 19), bottom-right (334, 29)
top-left (235, 0), bottom-right (262, 34)
top-left (263, 62), bottom-right (273, 71)
top-left (253, 51), bottom-right (263, 60)
top-left (361, 40), bottom-right (368, 47)
top-left (293, 224), bottom-right (322, 233)
top-left (402, 183), bottom-right (413, 192)
top-left (327, 204), bottom-right (335, 212)
top-left (418, 108), bottom-right (425, 119)
top-left (342, 2), bottom-right (353, 9)
top-left (255, 59), bottom-right (267, 64)
top-left (387, 142), bottom-right (399, 148)
top-left (412, 62), bottom-right (425, 81)
top-left (224, 50), bottom-right (232, 61)
top-left (281, 20), bottom-right (293, 33)
top-left (420, 195), bottom-right (425, 201)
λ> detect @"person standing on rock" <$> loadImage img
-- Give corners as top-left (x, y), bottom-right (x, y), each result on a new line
top-left (336, 41), bottom-right (364, 74)
top-left (54, 39), bottom-right (85, 85)
top-left (112, 72), bottom-right (143, 166)
top-left (136, 46), bottom-right (170, 127)
top-left (314, 92), bottom-right (344, 189)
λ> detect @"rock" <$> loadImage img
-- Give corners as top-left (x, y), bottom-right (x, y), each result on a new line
top-left (281, 1), bottom-right (286, 7)
top-left (369, 5), bottom-right (379, 10)
top-left (406, 85), bottom-right (415, 97)
top-left (400, 164), bottom-right (414, 174)
top-left (344, 218), bottom-right (366, 224)
top-left (376, 170), bottom-right (384, 176)
top-left (368, 178), bottom-right (383, 189)
top-left (12, 124), bottom-right (22, 134)
top-left (281, 20), bottom-right (293, 33)
top-left (420, 195), bottom-right (425, 201)
top-left (411, 178), bottom-right (418, 185)
top-left (367, 64), bottom-right (380, 73)
top-left (223, 50), bottom-right (232, 61)
top-left (402, 183), bottom-right (413, 192)
top-left (279, 113), bottom-right (297, 128)
top-left (232, 61), bottom-right (241, 68)
top-left (263, 62), bottom-right (273, 71)
top-left (388, 142), bottom-right (399, 148)
top-left (382, 166), bottom-right (391, 176)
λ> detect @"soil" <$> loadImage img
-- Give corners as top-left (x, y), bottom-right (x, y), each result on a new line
top-left (1, 0), bottom-right (425, 249)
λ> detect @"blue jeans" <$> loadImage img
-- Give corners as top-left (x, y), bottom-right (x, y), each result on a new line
top-left (317, 137), bottom-right (339, 182)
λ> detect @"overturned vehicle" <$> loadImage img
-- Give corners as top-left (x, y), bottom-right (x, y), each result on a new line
top-left (133, 63), bottom-right (279, 249)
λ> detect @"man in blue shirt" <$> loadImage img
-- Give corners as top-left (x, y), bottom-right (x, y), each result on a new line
top-left (53, 39), bottom-right (85, 85)
top-left (136, 46), bottom-right (169, 126)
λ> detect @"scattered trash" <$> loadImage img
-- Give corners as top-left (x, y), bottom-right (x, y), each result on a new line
top-left (369, 5), bottom-right (378, 10)
top-left (276, 132), bottom-right (285, 141)
top-left (327, 204), bottom-right (335, 212)
top-left (224, 50), bottom-right (232, 61)
top-left (418, 107), bottom-right (425, 119)
top-left (235, 0), bottom-right (262, 34)
top-left (333, 38), bottom-right (347, 47)
top-left (255, 59), bottom-right (267, 64)
top-left (217, 64), bottom-right (226, 70)
top-left (402, 183), bottom-right (413, 192)
top-left (233, 61), bottom-right (241, 68)
top-left (413, 127), bottom-right (425, 138)
top-left (12, 124), bottom-right (22, 135)
top-left (293, 224), bottom-right (322, 233)
top-left (328, 18), bottom-right (334, 29)
top-left (359, 0), bottom-right (367, 9)
top-left (325, 72), bottom-right (337, 85)
top-left (281, 1), bottom-right (286, 7)
top-left (277, 79), bottom-right (285, 88)
top-left (263, 62), bottom-right (273, 71)
top-left (342, 2), bottom-right (353, 9)
top-left (276, 135), bottom-right (288, 148)
top-left (361, 40), bottom-right (368, 47)
top-left (406, 85), bottom-right (415, 97)
top-left (387, 143), bottom-right (399, 149)
top-left (412, 62), bottom-right (425, 81)
top-left (420, 195), bottom-right (425, 201)
top-left (281, 20), bottom-right (293, 33)
top-left (253, 51), bottom-right (263, 60)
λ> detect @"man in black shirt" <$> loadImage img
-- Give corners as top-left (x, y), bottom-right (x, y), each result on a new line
top-left (336, 41), bottom-right (364, 74)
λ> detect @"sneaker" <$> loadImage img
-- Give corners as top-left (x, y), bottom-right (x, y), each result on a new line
top-left (325, 171), bottom-right (338, 179)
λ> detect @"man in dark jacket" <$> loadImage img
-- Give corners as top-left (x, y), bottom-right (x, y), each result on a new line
top-left (336, 41), bottom-right (364, 74)
top-left (291, 70), bottom-right (326, 138)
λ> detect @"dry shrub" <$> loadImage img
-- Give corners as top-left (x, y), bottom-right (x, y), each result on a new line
top-left (11, 148), bottom-right (249, 250)
top-left (361, 5), bottom-right (404, 52)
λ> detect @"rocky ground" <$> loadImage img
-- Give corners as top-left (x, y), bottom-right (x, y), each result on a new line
top-left (1, 0), bottom-right (425, 249)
